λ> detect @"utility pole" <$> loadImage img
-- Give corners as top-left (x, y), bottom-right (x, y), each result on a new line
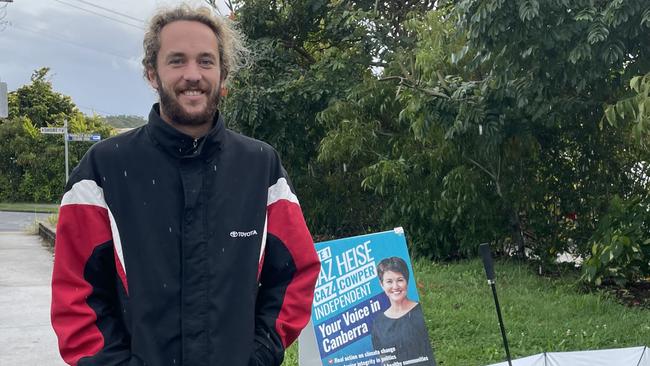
top-left (1, 1), bottom-right (13, 114)
top-left (64, 119), bottom-right (69, 182)
top-left (0, 79), bottom-right (7, 118)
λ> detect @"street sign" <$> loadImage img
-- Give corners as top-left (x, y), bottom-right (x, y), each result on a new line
top-left (67, 133), bottom-right (102, 142)
top-left (40, 127), bottom-right (67, 134)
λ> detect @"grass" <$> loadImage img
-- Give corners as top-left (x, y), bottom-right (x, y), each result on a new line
top-left (283, 259), bottom-right (650, 366)
top-left (0, 202), bottom-right (59, 213)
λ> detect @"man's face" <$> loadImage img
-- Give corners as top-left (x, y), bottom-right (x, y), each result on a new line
top-left (147, 20), bottom-right (223, 126)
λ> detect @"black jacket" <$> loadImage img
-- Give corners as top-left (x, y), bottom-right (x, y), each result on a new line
top-left (51, 105), bottom-right (320, 366)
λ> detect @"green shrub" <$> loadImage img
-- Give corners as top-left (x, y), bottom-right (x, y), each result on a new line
top-left (582, 195), bottom-right (650, 286)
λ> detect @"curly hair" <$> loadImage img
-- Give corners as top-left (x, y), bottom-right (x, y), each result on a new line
top-left (376, 257), bottom-right (410, 283)
top-left (142, 4), bottom-right (248, 85)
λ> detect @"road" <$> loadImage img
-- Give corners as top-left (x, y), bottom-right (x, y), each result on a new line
top-left (0, 210), bottom-right (52, 232)
top-left (0, 231), bottom-right (66, 365)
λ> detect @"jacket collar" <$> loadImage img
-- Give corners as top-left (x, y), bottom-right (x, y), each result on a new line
top-left (145, 103), bottom-right (225, 160)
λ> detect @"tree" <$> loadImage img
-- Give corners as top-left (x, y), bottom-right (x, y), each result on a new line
top-left (448, 0), bottom-right (650, 262)
top-left (319, 0), bottom-right (650, 266)
top-left (217, 0), bottom-right (650, 281)
top-left (0, 68), bottom-right (113, 202)
top-left (605, 72), bottom-right (650, 146)
top-left (222, 0), bottom-right (410, 238)
top-left (317, 5), bottom-right (509, 257)
top-left (8, 67), bottom-right (77, 127)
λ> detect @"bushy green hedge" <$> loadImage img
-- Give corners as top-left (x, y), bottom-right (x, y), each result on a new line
top-left (583, 195), bottom-right (650, 286)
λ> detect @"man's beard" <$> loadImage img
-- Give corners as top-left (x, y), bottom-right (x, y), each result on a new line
top-left (156, 74), bottom-right (220, 126)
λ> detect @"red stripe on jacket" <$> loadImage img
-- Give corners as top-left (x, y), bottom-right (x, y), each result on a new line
top-left (267, 199), bottom-right (320, 347)
top-left (51, 204), bottom-right (112, 365)
top-left (112, 248), bottom-right (129, 295)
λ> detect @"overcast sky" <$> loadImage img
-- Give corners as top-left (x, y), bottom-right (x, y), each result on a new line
top-left (0, 0), bottom-right (228, 118)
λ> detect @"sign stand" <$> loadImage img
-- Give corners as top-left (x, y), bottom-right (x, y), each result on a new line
top-left (64, 119), bottom-right (69, 182)
top-left (479, 243), bottom-right (513, 366)
top-left (298, 320), bottom-right (321, 366)
top-left (40, 120), bottom-right (102, 183)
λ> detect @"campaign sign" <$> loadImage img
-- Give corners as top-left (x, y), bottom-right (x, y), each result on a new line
top-left (300, 228), bottom-right (436, 366)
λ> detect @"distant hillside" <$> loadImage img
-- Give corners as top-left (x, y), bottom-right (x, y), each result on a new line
top-left (102, 115), bottom-right (147, 129)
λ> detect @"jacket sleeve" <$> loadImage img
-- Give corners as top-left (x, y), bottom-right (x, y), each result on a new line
top-left (51, 175), bottom-right (131, 366)
top-left (249, 165), bottom-right (320, 366)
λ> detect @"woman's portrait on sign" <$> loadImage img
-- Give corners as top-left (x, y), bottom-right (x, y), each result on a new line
top-left (371, 256), bottom-right (436, 365)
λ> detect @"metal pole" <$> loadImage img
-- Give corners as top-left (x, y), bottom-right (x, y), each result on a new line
top-left (0, 81), bottom-right (8, 118)
top-left (479, 243), bottom-right (513, 366)
top-left (489, 280), bottom-right (513, 366)
top-left (64, 119), bottom-right (69, 183)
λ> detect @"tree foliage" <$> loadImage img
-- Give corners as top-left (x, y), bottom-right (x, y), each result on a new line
top-left (583, 194), bottom-right (650, 286)
top-left (8, 67), bottom-right (77, 128)
top-left (222, 0), bottom-right (403, 238)
top-left (0, 68), bottom-right (113, 203)
top-left (448, 0), bottom-right (650, 271)
top-left (221, 0), bottom-right (649, 283)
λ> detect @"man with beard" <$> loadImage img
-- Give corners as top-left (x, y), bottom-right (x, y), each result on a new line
top-left (50, 5), bottom-right (320, 366)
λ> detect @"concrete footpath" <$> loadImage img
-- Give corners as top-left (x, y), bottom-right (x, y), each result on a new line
top-left (0, 232), bottom-right (66, 365)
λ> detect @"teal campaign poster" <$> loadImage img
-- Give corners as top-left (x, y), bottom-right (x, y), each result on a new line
top-left (300, 228), bottom-right (436, 366)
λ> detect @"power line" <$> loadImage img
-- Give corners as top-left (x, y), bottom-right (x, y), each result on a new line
top-left (67, 0), bottom-right (145, 24)
top-left (11, 23), bottom-right (135, 61)
top-left (52, 0), bottom-right (144, 30)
